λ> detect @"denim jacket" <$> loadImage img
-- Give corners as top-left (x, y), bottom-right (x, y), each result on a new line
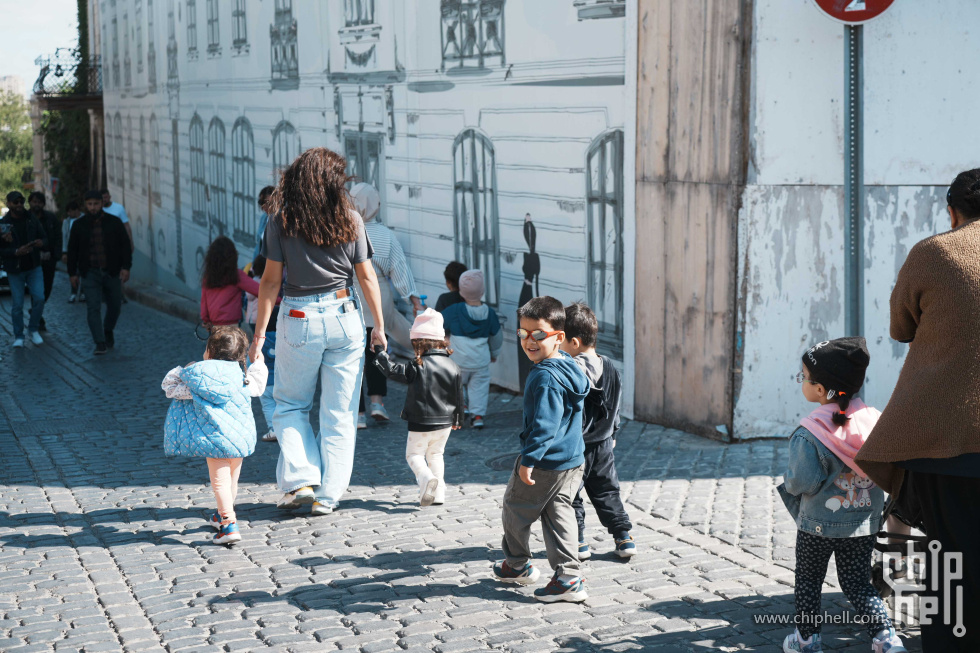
top-left (778, 426), bottom-right (884, 538)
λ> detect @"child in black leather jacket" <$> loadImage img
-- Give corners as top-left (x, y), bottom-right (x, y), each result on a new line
top-left (374, 308), bottom-right (464, 506)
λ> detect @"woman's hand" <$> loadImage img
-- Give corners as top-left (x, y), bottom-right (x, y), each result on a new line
top-left (371, 328), bottom-right (388, 351)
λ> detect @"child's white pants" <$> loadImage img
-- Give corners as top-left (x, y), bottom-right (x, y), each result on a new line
top-left (460, 367), bottom-right (491, 416)
top-left (406, 427), bottom-right (452, 499)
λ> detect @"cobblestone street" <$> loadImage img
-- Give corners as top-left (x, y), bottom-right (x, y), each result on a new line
top-left (0, 276), bottom-right (922, 652)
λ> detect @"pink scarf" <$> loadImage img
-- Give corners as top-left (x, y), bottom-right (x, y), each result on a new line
top-left (800, 398), bottom-right (880, 478)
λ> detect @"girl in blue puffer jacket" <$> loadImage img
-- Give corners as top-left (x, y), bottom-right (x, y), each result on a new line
top-left (162, 326), bottom-right (267, 544)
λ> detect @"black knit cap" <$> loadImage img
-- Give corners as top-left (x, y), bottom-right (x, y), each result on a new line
top-left (801, 337), bottom-right (870, 397)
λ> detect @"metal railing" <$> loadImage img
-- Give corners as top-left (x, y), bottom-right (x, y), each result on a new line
top-left (33, 50), bottom-right (103, 97)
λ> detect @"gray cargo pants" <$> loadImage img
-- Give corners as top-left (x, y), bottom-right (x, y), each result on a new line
top-left (501, 459), bottom-right (584, 577)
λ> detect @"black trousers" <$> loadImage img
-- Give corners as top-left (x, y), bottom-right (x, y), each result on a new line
top-left (81, 269), bottom-right (122, 344)
top-left (41, 261), bottom-right (57, 300)
top-left (573, 438), bottom-right (633, 541)
top-left (904, 471), bottom-right (980, 652)
top-left (359, 326), bottom-right (388, 412)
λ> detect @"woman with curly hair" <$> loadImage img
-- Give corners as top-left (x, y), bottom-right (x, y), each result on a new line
top-left (250, 147), bottom-right (386, 516)
top-left (200, 236), bottom-right (260, 328)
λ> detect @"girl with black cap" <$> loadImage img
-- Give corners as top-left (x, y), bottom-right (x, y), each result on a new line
top-left (778, 337), bottom-right (907, 653)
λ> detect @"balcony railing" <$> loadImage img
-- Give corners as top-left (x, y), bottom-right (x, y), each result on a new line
top-left (34, 50), bottom-right (103, 97)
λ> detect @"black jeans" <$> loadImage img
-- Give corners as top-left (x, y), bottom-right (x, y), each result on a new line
top-left (904, 471), bottom-right (980, 652)
top-left (359, 326), bottom-right (387, 412)
top-left (81, 269), bottom-right (123, 344)
top-left (573, 438), bottom-right (633, 541)
top-left (41, 260), bottom-right (57, 300)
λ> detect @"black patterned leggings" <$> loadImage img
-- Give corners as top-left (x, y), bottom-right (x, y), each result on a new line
top-left (795, 531), bottom-right (892, 639)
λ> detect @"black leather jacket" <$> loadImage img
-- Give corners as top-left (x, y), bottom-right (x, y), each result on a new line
top-left (373, 348), bottom-right (464, 428)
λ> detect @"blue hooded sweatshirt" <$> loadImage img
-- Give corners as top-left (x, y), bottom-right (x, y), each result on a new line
top-left (519, 350), bottom-right (590, 471)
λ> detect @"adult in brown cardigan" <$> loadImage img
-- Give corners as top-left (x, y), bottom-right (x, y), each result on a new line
top-left (856, 168), bottom-right (980, 652)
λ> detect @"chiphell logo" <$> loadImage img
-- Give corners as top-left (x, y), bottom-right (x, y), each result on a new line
top-left (883, 540), bottom-right (966, 637)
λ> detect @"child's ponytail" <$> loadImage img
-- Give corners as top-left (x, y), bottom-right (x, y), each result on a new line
top-left (831, 391), bottom-right (851, 427)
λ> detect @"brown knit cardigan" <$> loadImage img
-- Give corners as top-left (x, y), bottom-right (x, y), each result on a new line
top-left (856, 220), bottom-right (980, 494)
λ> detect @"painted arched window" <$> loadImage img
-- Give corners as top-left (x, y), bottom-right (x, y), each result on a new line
top-left (231, 117), bottom-right (255, 246)
top-left (127, 115), bottom-right (135, 189)
top-left (207, 117), bottom-right (227, 233)
top-left (139, 115), bottom-right (147, 195)
top-left (272, 120), bottom-right (299, 177)
top-left (189, 115), bottom-right (206, 225)
top-left (114, 113), bottom-right (125, 189)
top-left (452, 128), bottom-right (499, 308)
top-left (585, 129), bottom-right (625, 357)
top-left (149, 114), bottom-right (161, 205)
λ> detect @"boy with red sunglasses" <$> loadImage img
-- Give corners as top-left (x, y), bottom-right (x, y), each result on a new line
top-left (493, 296), bottom-right (590, 602)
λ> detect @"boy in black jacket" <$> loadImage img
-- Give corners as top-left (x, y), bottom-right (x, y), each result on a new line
top-left (561, 302), bottom-right (635, 559)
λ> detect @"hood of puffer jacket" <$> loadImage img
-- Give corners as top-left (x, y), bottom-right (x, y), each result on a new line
top-left (180, 360), bottom-right (246, 405)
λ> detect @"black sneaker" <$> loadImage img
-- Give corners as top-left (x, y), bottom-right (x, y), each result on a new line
top-left (105, 330), bottom-right (114, 349)
top-left (94, 343), bottom-right (108, 355)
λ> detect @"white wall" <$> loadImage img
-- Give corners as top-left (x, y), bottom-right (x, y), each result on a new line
top-left (735, 0), bottom-right (980, 438)
top-left (98, 0), bottom-right (635, 410)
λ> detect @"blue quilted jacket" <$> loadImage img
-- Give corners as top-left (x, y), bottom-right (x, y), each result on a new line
top-left (164, 360), bottom-right (257, 458)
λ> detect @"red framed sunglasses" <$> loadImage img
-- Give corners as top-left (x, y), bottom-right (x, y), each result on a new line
top-left (516, 328), bottom-right (563, 342)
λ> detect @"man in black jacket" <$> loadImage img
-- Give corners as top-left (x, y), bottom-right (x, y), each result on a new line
top-left (28, 191), bottom-right (62, 331)
top-left (67, 190), bottom-right (132, 355)
top-left (1, 191), bottom-right (48, 347)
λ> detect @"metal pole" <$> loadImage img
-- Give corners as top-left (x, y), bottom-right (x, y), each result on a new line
top-left (844, 25), bottom-right (864, 337)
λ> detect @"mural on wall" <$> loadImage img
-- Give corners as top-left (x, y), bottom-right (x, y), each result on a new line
top-left (98, 0), bottom-right (633, 394)
top-left (517, 214), bottom-right (540, 391)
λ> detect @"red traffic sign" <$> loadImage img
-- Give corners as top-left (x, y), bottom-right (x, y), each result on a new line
top-left (810, 0), bottom-right (896, 24)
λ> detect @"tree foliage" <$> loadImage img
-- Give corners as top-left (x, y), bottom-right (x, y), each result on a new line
top-left (0, 91), bottom-right (33, 198)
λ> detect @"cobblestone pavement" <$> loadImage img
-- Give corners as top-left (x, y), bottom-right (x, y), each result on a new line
top-left (0, 275), bottom-right (921, 652)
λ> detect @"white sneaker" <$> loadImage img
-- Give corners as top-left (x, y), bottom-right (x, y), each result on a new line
top-left (357, 414), bottom-right (367, 429)
top-left (871, 628), bottom-right (907, 653)
top-left (277, 487), bottom-right (316, 509)
top-left (261, 429), bottom-right (277, 442)
top-left (432, 480), bottom-right (446, 506)
top-left (78, 293), bottom-right (86, 301)
top-left (418, 471), bottom-right (439, 507)
top-left (12, 338), bottom-right (24, 348)
top-left (29, 332), bottom-right (43, 346)
top-left (68, 294), bottom-right (77, 303)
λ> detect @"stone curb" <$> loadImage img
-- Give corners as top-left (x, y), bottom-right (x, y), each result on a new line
top-left (122, 282), bottom-right (199, 325)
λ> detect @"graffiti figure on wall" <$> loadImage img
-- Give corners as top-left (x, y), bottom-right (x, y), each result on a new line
top-left (517, 213), bottom-right (540, 391)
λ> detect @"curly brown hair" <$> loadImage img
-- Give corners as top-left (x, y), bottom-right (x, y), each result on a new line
top-left (201, 236), bottom-right (240, 289)
top-left (206, 326), bottom-right (250, 375)
top-left (412, 338), bottom-right (452, 366)
top-left (266, 147), bottom-right (360, 247)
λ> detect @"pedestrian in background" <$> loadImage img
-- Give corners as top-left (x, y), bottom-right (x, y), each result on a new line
top-left (101, 189), bottom-right (133, 303)
top-left (0, 191), bottom-right (47, 348)
top-left (61, 200), bottom-right (85, 303)
top-left (373, 308), bottom-right (464, 506)
top-left (856, 168), bottom-right (980, 652)
top-left (199, 236), bottom-right (260, 328)
top-left (247, 254), bottom-right (280, 443)
top-left (435, 260), bottom-right (467, 312)
top-left (67, 190), bottom-right (131, 355)
top-left (28, 191), bottom-right (61, 331)
top-left (162, 326), bottom-right (268, 545)
top-left (779, 338), bottom-right (906, 653)
top-left (440, 269), bottom-right (502, 429)
top-left (250, 147), bottom-right (387, 517)
top-left (349, 182), bottom-right (423, 429)
top-left (253, 185), bottom-right (275, 262)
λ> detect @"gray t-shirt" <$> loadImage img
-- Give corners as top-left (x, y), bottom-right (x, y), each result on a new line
top-left (264, 210), bottom-right (374, 297)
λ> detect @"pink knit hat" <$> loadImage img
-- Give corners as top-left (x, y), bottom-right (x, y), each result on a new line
top-left (458, 269), bottom-right (485, 302)
top-left (410, 308), bottom-right (445, 341)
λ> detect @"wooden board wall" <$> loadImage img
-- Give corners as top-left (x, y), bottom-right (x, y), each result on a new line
top-left (634, 0), bottom-right (752, 439)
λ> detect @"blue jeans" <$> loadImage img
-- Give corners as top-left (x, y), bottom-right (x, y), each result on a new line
top-left (8, 267), bottom-right (44, 338)
top-left (273, 293), bottom-right (364, 507)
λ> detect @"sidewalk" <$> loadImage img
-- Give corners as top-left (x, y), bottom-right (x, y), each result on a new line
top-left (0, 274), bottom-right (921, 652)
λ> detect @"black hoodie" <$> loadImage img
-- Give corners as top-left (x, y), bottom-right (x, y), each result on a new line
top-left (575, 352), bottom-right (623, 444)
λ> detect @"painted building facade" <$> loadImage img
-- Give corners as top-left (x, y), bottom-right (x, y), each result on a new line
top-left (94, 0), bottom-right (637, 413)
